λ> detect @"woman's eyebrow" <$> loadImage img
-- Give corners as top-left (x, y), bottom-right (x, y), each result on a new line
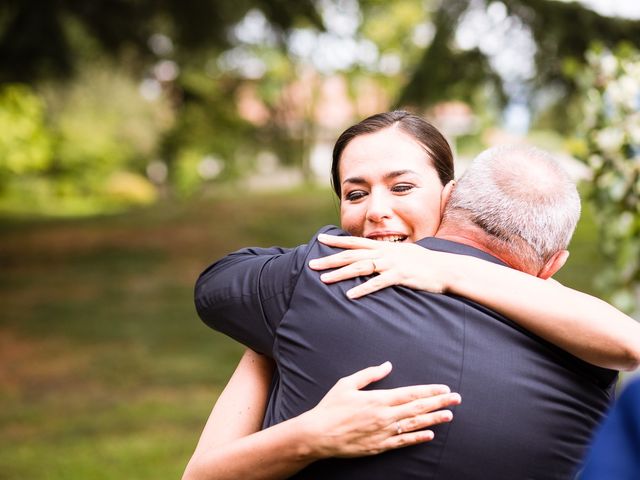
top-left (342, 170), bottom-right (418, 186)
top-left (342, 176), bottom-right (366, 186)
top-left (384, 169), bottom-right (418, 180)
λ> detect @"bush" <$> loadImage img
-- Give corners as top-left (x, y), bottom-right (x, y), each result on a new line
top-left (0, 84), bottom-right (53, 180)
top-left (570, 43), bottom-right (640, 314)
top-left (0, 65), bottom-right (173, 216)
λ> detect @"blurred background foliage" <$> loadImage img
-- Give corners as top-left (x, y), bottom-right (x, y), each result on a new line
top-left (0, 0), bottom-right (638, 310)
top-left (571, 43), bottom-right (640, 313)
top-left (0, 1), bottom-right (639, 477)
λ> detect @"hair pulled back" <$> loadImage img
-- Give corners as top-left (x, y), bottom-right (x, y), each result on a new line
top-left (331, 110), bottom-right (454, 197)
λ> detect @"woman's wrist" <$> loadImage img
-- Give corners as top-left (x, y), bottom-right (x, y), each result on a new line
top-left (288, 409), bottom-right (332, 462)
top-left (430, 251), bottom-right (464, 294)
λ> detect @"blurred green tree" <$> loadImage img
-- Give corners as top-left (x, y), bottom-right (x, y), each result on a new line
top-left (0, 0), bottom-right (323, 206)
top-left (399, 0), bottom-right (640, 123)
top-left (569, 43), bottom-right (640, 314)
top-left (2, 0), bottom-right (640, 215)
top-left (0, 0), bottom-right (322, 82)
top-left (0, 65), bottom-right (171, 215)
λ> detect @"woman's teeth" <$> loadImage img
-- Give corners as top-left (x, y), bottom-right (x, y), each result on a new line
top-left (377, 235), bottom-right (407, 242)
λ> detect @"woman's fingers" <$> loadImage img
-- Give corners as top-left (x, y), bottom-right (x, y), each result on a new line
top-left (346, 274), bottom-right (395, 298)
top-left (387, 410), bottom-right (453, 445)
top-left (319, 260), bottom-right (379, 283)
top-left (380, 429), bottom-right (435, 451)
top-left (308, 367), bottom-right (460, 458)
top-left (378, 384), bottom-right (451, 405)
top-left (339, 361), bottom-right (393, 390)
top-left (318, 233), bottom-right (379, 249)
top-left (391, 392), bottom-right (462, 422)
top-left (309, 249), bottom-right (376, 271)
top-left (397, 409), bottom-right (454, 433)
top-left (379, 408), bottom-right (457, 451)
top-left (311, 238), bottom-right (451, 299)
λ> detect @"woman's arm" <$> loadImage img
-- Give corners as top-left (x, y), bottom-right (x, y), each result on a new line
top-left (310, 234), bottom-right (640, 371)
top-left (183, 349), bottom-right (461, 480)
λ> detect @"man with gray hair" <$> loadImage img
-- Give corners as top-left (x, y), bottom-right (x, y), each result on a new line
top-left (196, 144), bottom-right (617, 478)
top-left (440, 144), bottom-right (580, 277)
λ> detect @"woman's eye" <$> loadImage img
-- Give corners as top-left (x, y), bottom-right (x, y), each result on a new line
top-left (345, 190), bottom-right (367, 201)
top-left (392, 184), bottom-right (414, 193)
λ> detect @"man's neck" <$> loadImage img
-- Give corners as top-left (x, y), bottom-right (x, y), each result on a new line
top-left (434, 224), bottom-right (516, 270)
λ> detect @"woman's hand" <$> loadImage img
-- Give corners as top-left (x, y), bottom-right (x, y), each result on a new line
top-left (309, 233), bottom-right (453, 299)
top-left (299, 361), bottom-right (461, 459)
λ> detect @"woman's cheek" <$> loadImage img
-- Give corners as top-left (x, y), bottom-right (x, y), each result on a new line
top-left (340, 207), bottom-right (364, 236)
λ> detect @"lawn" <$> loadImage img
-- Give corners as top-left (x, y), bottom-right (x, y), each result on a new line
top-left (0, 187), bottom-right (604, 479)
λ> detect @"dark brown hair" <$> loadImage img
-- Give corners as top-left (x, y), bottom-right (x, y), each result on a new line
top-left (331, 110), bottom-right (454, 197)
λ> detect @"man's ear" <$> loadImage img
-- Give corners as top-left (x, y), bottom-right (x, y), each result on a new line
top-left (538, 250), bottom-right (569, 279)
top-left (440, 180), bottom-right (456, 216)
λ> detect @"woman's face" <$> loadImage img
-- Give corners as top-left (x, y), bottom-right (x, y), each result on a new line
top-left (338, 127), bottom-right (445, 243)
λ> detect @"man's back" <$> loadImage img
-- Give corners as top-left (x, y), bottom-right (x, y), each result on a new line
top-left (197, 227), bottom-right (616, 479)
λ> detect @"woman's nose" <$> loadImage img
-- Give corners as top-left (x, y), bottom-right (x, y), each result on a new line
top-left (366, 191), bottom-right (392, 223)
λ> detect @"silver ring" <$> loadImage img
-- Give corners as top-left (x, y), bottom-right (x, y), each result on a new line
top-left (371, 259), bottom-right (378, 273)
top-left (395, 421), bottom-right (403, 435)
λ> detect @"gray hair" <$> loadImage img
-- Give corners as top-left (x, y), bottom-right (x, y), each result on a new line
top-left (443, 144), bottom-right (581, 271)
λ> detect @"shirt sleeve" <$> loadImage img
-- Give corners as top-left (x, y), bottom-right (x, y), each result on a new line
top-left (194, 225), bottom-right (340, 356)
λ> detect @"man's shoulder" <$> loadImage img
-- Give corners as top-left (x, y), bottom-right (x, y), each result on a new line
top-left (303, 225), bottom-right (353, 257)
top-left (258, 225), bottom-right (350, 284)
top-left (237, 225), bottom-right (347, 262)
top-left (316, 225), bottom-right (345, 236)
top-left (417, 236), bottom-right (508, 267)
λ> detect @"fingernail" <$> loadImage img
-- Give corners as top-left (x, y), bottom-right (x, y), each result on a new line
top-left (308, 259), bottom-right (318, 267)
top-left (381, 361), bottom-right (392, 369)
top-left (450, 393), bottom-right (462, 403)
top-left (318, 233), bottom-right (327, 240)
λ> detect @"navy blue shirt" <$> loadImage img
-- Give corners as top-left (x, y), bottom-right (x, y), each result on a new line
top-left (195, 226), bottom-right (617, 479)
top-left (579, 378), bottom-right (640, 479)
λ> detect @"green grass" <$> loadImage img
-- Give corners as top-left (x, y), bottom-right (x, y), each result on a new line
top-left (0, 187), bottom-right (603, 479)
